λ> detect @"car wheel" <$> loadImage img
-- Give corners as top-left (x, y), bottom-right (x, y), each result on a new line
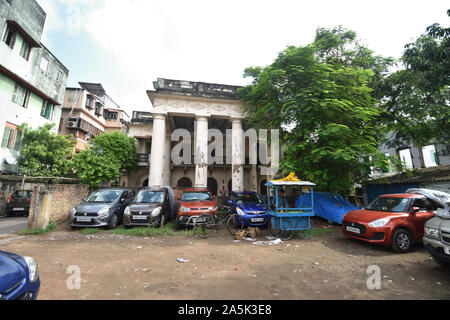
top-left (432, 256), bottom-right (450, 268)
top-left (107, 214), bottom-right (119, 229)
top-left (175, 219), bottom-right (181, 230)
top-left (392, 228), bottom-right (413, 253)
top-left (225, 214), bottom-right (243, 236)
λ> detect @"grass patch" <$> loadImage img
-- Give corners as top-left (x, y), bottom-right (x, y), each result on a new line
top-left (79, 228), bottom-right (102, 235)
top-left (108, 222), bottom-right (195, 237)
top-left (19, 221), bottom-right (57, 235)
top-left (299, 226), bottom-right (335, 239)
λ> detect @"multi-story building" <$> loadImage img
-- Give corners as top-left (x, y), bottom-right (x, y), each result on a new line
top-left (122, 78), bottom-right (279, 199)
top-left (0, 0), bottom-right (69, 173)
top-left (58, 82), bottom-right (129, 152)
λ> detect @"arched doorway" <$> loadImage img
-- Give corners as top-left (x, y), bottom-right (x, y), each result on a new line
top-left (207, 178), bottom-right (218, 196)
top-left (260, 179), bottom-right (267, 195)
top-left (177, 177), bottom-right (192, 188)
top-left (143, 179), bottom-right (148, 187)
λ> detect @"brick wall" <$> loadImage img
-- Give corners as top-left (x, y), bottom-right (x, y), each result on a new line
top-left (27, 183), bottom-right (90, 228)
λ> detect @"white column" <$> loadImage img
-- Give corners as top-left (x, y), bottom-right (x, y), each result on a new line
top-left (149, 113), bottom-right (166, 186)
top-left (231, 118), bottom-right (244, 191)
top-left (194, 116), bottom-right (208, 188)
top-left (250, 164), bottom-right (258, 192)
top-left (162, 134), bottom-right (171, 186)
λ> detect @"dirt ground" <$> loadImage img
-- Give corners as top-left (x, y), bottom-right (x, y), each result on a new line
top-left (1, 219), bottom-right (449, 300)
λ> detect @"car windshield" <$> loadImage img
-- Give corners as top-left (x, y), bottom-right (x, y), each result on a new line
top-left (134, 191), bottom-right (164, 204)
top-left (367, 197), bottom-right (410, 212)
top-left (236, 193), bottom-right (262, 204)
top-left (182, 192), bottom-right (212, 202)
top-left (85, 190), bottom-right (121, 203)
top-left (11, 191), bottom-right (31, 199)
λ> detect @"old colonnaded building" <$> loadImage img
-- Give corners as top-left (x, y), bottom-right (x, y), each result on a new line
top-left (122, 78), bottom-right (279, 197)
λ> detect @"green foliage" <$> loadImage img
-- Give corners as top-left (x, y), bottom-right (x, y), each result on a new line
top-left (382, 11), bottom-right (450, 147)
top-left (72, 131), bottom-right (138, 187)
top-left (239, 27), bottom-right (395, 194)
top-left (19, 221), bottom-right (57, 235)
top-left (90, 131), bottom-right (138, 172)
top-left (17, 123), bottom-right (75, 177)
top-left (72, 148), bottom-right (122, 187)
top-left (109, 223), bottom-right (195, 236)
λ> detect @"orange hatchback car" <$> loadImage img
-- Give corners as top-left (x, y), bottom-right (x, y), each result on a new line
top-left (175, 188), bottom-right (218, 229)
top-left (342, 193), bottom-right (438, 253)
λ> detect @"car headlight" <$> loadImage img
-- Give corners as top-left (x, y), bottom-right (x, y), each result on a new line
top-left (236, 207), bottom-right (245, 216)
top-left (23, 256), bottom-right (38, 283)
top-left (425, 227), bottom-right (439, 239)
top-left (180, 207), bottom-right (190, 212)
top-left (368, 218), bottom-right (390, 228)
top-left (124, 207), bottom-right (131, 215)
top-left (98, 207), bottom-right (110, 217)
top-left (151, 207), bottom-right (161, 217)
top-left (70, 207), bottom-right (76, 215)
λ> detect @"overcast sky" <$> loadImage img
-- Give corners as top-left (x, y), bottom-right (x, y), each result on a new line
top-left (36, 0), bottom-right (449, 116)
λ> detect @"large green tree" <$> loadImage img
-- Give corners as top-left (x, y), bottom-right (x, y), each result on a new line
top-left (17, 123), bottom-right (75, 177)
top-left (72, 131), bottom-right (138, 187)
top-left (238, 27), bottom-right (395, 194)
top-left (382, 10), bottom-right (450, 148)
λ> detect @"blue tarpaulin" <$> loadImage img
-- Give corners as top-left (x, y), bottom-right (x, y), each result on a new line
top-left (295, 192), bottom-right (361, 224)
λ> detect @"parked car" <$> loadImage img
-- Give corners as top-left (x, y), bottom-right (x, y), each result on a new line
top-left (68, 188), bottom-right (136, 229)
top-left (123, 186), bottom-right (178, 228)
top-left (0, 250), bottom-right (40, 300)
top-left (175, 188), bottom-right (218, 229)
top-left (342, 193), bottom-right (439, 253)
top-left (226, 191), bottom-right (270, 228)
top-left (421, 189), bottom-right (450, 267)
top-left (5, 190), bottom-right (32, 217)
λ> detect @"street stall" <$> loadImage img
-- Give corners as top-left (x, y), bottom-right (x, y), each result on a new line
top-left (265, 173), bottom-right (316, 240)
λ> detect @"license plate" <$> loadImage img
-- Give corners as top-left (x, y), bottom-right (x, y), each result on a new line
top-left (13, 208), bottom-right (24, 211)
top-left (251, 218), bottom-right (265, 222)
top-left (444, 246), bottom-right (450, 255)
top-left (196, 218), bottom-right (207, 222)
top-left (133, 215), bottom-right (148, 220)
top-left (77, 217), bottom-right (92, 222)
top-left (346, 226), bottom-right (360, 234)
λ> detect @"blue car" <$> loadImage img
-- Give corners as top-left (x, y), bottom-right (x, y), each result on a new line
top-left (0, 250), bottom-right (40, 300)
top-left (227, 191), bottom-right (270, 227)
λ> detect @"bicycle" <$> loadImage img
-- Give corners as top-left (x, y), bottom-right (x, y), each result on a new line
top-left (191, 208), bottom-right (243, 238)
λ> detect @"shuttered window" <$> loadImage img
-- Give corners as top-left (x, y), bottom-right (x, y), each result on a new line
top-left (2, 25), bottom-right (16, 49)
top-left (40, 100), bottom-right (54, 120)
top-left (1, 123), bottom-right (21, 151)
top-left (12, 83), bottom-right (29, 108)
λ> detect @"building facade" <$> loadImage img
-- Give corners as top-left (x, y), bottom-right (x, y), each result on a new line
top-left (122, 78), bottom-right (278, 197)
top-left (0, 0), bottom-right (69, 173)
top-left (58, 82), bottom-right (129, 152)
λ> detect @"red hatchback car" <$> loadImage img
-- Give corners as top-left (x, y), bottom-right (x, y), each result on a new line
top-left (175, 188), bottom-right (218, 229)
top-left (342, 193), bottom-right (438, 253)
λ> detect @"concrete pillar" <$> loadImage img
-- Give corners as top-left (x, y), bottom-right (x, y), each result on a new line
top-left (162, 134), bottom-right (171, 186)
top-left (194, 116), bottom-right (208, 188)
top-left (250, 164), bottom-right (258, 192)
top-left (231, 118), bottom-right (244, 191)
top-left (149, 113), bottom-right (166, 186)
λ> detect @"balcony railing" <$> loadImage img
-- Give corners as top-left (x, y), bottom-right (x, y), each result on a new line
top-left (131, 111), bottom-right (153, 123)
top-left (138, 153), bottom-right (150, 165)
top-left (153, 78), bottom-right (241, 99)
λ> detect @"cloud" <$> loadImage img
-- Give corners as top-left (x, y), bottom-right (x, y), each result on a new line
top-left (37, 0), bottom-right (450, 116)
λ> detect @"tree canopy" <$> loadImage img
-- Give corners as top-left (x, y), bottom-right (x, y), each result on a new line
top-left (238, 27), bottom-right (396, 194)
top-left (72, 131), bottom-right (138, 187)
top-left (382, 10), bottom-right (449, 148)
top-left (17, 123), bottom-right (75, 177)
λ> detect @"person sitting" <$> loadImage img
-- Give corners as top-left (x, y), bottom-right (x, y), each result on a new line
top-left (279, 189), bottom-right (288, 212)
